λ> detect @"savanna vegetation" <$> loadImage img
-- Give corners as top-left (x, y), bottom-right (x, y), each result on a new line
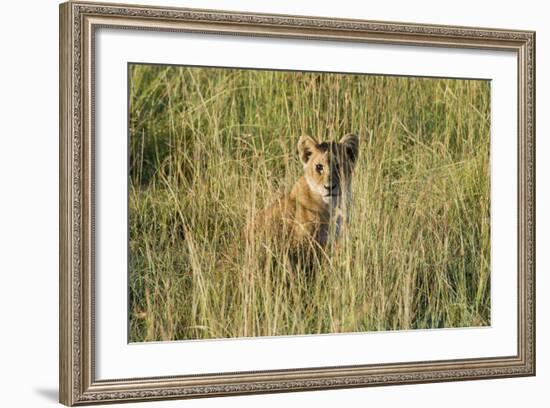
top-left (128, 64), bottom-right (491, 342)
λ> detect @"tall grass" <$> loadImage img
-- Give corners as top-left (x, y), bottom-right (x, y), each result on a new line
top-left (128, 64), bottom-right (490, 342)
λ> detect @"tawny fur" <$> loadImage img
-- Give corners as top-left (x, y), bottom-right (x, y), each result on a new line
top-left (246, 133), bottom-right (359, 258)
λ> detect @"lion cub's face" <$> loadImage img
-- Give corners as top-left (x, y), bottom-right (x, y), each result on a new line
top-left (298, 134), bottom-right (359, 204)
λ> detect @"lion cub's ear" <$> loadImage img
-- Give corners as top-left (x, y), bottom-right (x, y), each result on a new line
top-left (339, 133), bottom-right (359, 165)
top-left (297, 135), bottom-right (318, 165)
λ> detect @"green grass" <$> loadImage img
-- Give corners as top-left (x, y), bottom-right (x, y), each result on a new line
top-left (128, 64), bottom-right (491, 342)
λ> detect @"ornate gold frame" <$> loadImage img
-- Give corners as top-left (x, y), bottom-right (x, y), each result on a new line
top-left (59, 1), bottom-right (536, 405)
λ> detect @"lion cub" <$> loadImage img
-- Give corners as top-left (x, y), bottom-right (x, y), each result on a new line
top-left (247, 133), bottom-right (359, 260)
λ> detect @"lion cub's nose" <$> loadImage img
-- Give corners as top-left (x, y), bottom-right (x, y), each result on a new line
top-left (324, 184), bottom-right (337, 191)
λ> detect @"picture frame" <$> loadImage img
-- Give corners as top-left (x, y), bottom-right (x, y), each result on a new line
top-left (59, 1), bottom-right (536, 405)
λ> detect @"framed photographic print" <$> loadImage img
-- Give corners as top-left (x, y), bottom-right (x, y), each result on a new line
top-left (59, 1), bottom-right (536, 405)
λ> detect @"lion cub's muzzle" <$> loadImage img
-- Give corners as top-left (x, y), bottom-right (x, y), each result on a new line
top-left (323, 178), bottom-right (340, 197)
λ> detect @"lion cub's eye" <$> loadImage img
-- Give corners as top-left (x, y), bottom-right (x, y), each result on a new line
top-left (315, 164), bottom-right (324, 173)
